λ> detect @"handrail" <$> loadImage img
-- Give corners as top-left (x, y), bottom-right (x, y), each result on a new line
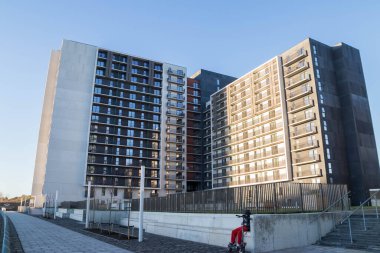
top-left (339, 189), bottom-right (380, 225)
top-left (310, 191), bottom-right (351, 224)
top-left (1, 211), bottom-right (10, 253)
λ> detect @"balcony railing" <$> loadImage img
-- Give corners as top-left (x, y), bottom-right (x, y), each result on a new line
top-left (166, 119), bottom-right (185, 125)
top-left (168, 86), bottom-right (185, 93)
top-left (284, 61), bottom-right (309, 78)
top-left (293, 154), bottom-right (320, 165)
top-left (165, 165), bottom-right (184, 171)
top-left (287, 85), bottom-right (312, 101)
top-left (289, 113), bottom-right (316, 126)
top-left (283, 48), bottom-right (307, 66)
top-left (295, 168), bottom-right (322, 179)
top-left (288, 99), bottom-right (314, 114)
top-left (167, 94), bottom-right (185, 101)
top-left (286, 73), bottom-right (311, 89)
top-left (167, 77), bottom-right (185, 85)
top-left (292, 140), bottom-right (319, 151)
top-left (165, 146), bottom-right (183, 152)
top-left (168, 68), bottom-right (185, 77)
top-left (165, 174), bottom-right (185, 180)
top-left (291, 126), bottom-right (317, 138)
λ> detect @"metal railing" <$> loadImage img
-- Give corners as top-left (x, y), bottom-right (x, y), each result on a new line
top-left (1, 211), bottom-right (10, 253)
top-left (131, 183), bottom-right (348, 214)
top-left (338, 189), bottom-right (380, 244)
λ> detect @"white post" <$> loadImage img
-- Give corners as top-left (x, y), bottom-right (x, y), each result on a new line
top-left (54, 190), bottom-right (58, 220)
top-left (85, 181), bottom-right (91, 229)
top-left (138, 165), bottom-right (145, 242)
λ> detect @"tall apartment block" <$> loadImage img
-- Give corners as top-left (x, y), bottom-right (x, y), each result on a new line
top-left (31, 40), bottom-right (235, 207)
top-left (210, 38), bottom-right (379, 204)
top-left (32, 38), bottom-right (379, 207)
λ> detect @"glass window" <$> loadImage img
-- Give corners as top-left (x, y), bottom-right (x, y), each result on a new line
top-left (127, 129), bottom-right (134, 136)
top-left (153, 115), bottom-right (159, 121)
top-left (94, 88), bottom-right (102, 94)
top-left (93, 96), bottom-right (100, 103)
top-left (128, 120), bottom-right (135, 127)
top-left (96, 69), bottom-right (105, 76)
top-left (126, 158), bottom-right (133, 165)
top-left (130, 93), bottom-right (136, 100)
top-left (153, 106), bottom-right (160, 113)
top-left (128, 111), bottom-right (135, 118)
top-left (129, 102), bottom-right (136, 108)
top-left (127, 139), bottom-right (133, 146)
top-left (126, 149), bottom-right (133, 156)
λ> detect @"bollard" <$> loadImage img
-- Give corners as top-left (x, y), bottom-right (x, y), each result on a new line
top-left (361, 205), bottom-right (367, 231)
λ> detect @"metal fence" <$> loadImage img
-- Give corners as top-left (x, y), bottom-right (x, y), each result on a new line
top-left (131, 183), bottom-right (348, 214)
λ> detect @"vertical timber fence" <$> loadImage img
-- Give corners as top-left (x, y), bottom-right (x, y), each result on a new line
top-left (131, 183), bottom-right (348, 214)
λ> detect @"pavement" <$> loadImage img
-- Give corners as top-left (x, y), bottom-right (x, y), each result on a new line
top-left (5, 212), bottom-right (374, 253)
top-left (6, 212), bottom-right (131, 253)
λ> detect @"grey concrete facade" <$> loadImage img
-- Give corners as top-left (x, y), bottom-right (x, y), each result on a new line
top-left (32, 41), bottom-right (97, 207)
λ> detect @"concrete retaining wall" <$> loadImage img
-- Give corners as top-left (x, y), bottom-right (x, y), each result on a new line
top-left (121, 211), bottom-right (347, 252)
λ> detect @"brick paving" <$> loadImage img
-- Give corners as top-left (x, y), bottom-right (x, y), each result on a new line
top-left (7, 212), bottom-right (130, 253)
top-left (7, 213), bottom-right (374, 253)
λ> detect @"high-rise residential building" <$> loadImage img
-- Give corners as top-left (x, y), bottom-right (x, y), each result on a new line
top-left (209, 38), bottom-right (379, 204)
top-left (32, 38), bottom-right (379, 207)
top-left (31, 40), bottom-right (235, 207)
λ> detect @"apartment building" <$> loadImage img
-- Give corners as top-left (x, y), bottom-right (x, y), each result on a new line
top-left (31, 38), bottom-right (379, 207)
top-left (31, 40), bottom-right (235, 207)
top-left (210, 38), bottom-right (379, 204)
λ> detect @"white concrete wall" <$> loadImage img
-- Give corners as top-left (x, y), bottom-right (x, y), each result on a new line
top-left (32, 40), bottom-right (98, 207)
top-left (121, 211), bottom-right (347, 252)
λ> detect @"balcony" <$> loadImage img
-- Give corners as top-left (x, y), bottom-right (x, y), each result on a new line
top-left (165, 137), bottom-right (184, 144)
top-left (168, 68), bottom-right (185, 77)
top-left (289, 113), bottom-right (316, 126)
top-left (283, 48), bottom-right (307, 67)
top-left (165, 165), bottom-right (184, 171)
top-left (165, 174), bottom-right (185, 180)
top-left (287, 85), bottom-right (312, 101)
top-left (167, 102), bottom-right (185, 109)
top-left (168, 85), bottom-right (185, 93)
top-left (255, 92), bottom-right (271, 104)
top-left (288, 99), bottom-right (314, 114)
top-left (292, 140), bottom-right (319, 152)
top-left (284, 61), bottom-right (309, 78)
top-left (294, 168), bottom-right (322, 179)
top-left (166, 128), bottom-right (184, 135)
top-left (166, 119), bottom-right (185, 126)
top-left (286, 73), bottom-right (311, 90)
top-left (167, 94), bottom-right (185, 101)
top-left (291, 126), bottom-right (317, 139)
top-left (167, 77), bottom-right (185, 85)
top-left (293, 154), bottom-right (320, 166)
top-left (254, 78), bottom-right (270, 93)
top-left (166, 110), bottom-right (185, 118)
top-left (165, 184), bottom-right (177, 190)
top-left (166, 156), bottom-right (184, 162)
top-left (165, 146), bottom-right (183, 152)
top-left (132, 61), bottom-right (149, 68)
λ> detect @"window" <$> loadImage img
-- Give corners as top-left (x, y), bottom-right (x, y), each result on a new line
top-left (154, 81), bottom-right (161, 87)
top-left (94, 88), bottom-right (102, 94)
top-left (140, 140), bottom-right (144, 148)
top-left (107, 108), bottom-right (111, 114)
top-left (320, 94), bottom-right (324, 104)
top-left (153, 98), bottom-right (160, 104)
top-left (127, 129), bottom-right (134, 136)
top-left (321, 107), bottom-right (326, 118)
top-left (324, 134), bottom-right (329, 145)
top-left (318, 81), bottom-right (322, 91)
top-left (140, 122), bottom-right (144, 129)
top-left (141, 113), bottom-right (145, 119)
top-left (129, 102), bottom-right (136, 108)
top-left (115, 157), bottom-right (119, 165)
top-left (312, 45), bottom-right (317, 55)
top-left (193, 98), bottom-right (199, 104)
top-left (326, 148), bottom-right (331, 159)
top-left (130, 85), bottom-right (137, 91)
top-left (323, 120), bottom-right (328, 131)
top-left (314, 57), bottom-right (318, 66)
top-left (92, 106), bottom-right (99, 113)
top-left (113, 188), bottom-right (118, 196)
top-left (128, 111), bottom-right (135, 118)
top-left (128, 120), bottom-right (135, 127)
top-left (126, 158), bottom-right (133, 165)
top-left (316, 69), bottom-right (320, 79)
top-left (126, 149), bottom-right (133, 156)
top-left (98, 51), bottom-right (107, 58)
top-left (130, 93), bottom-right (136, 100)
top-left (127, 139), bottom-right (133, 146)
top-left (93, 96), bottom-right (100, 103)
top-left (154, 89), bottom-right (160, 95)
top-left (95, 78), bottom-right (103, 84)
top-left (91, 115), bottom-right (99, 122)
top-left (139, 150), bottom-right (143, 157)
top-left (328, 163), bottom-right (332, 174)
top-left (118, 119), bottom-right (122, 125)
top-left (153, 115), bottom-right (159, 121)
top-left (102, 188), bottom-right (106, 196)
top-left (153, 106), bottom-right (160, 113)
top-left (96, 69), bottom-right (105, 76)
top-left (153, 123), bottom-right (159, 130)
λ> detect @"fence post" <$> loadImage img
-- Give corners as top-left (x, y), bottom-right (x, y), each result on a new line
top-left (273, 183), bottom-right (277, 214)
top-left (226, 188), bottom-right (229, 213)
top-left (319, 184), bottom-right (325, 210)
top-left (299, 184), bottom-right (304, 212)
top-left (192, 192), bottom-right (195, 212)
top-left (255, 185), bottom-right (259, 214)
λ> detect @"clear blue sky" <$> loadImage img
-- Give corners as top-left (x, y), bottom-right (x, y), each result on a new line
top-left (0, 1), bottom-right (379, 197)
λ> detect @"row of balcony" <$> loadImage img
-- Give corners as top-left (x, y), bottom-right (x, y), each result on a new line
top-left (287, 84), bottom-right (312, 101)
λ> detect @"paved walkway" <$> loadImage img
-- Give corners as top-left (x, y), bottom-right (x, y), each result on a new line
top-left (271, 245), bottom-right (372, 253)
top-left (6, 212), bottom-right (131, 253)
